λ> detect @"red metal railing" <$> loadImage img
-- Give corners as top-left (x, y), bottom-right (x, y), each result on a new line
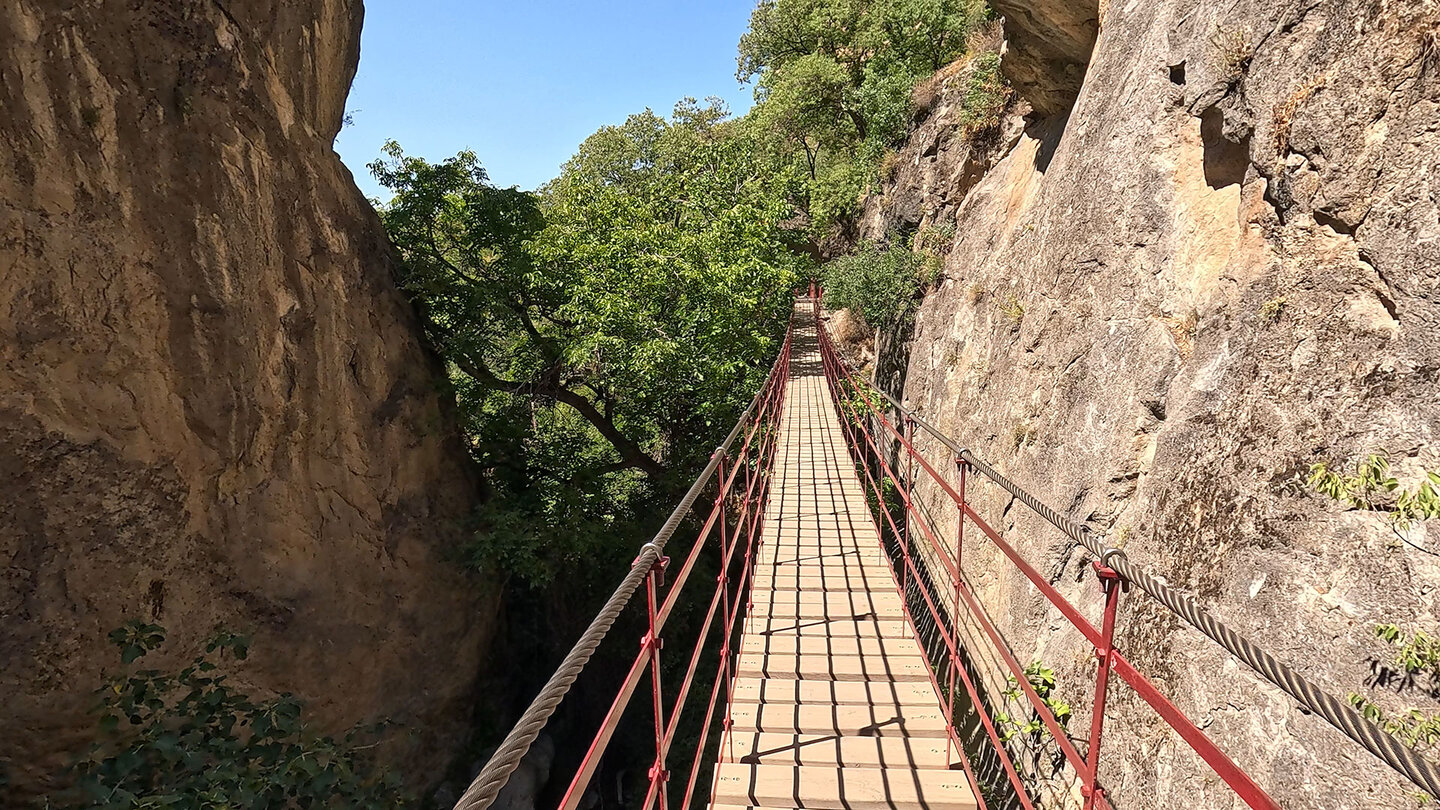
top-left (552, 321), bottom-right (792, 810)
top-left (812, 294), bottom-right (1282, 810)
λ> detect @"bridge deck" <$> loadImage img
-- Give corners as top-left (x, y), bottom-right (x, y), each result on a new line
top-left (710, 315), bottom-right (976, 810)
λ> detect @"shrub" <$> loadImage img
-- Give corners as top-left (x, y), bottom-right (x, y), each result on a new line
top-left (822, 242), bottom-right (930, 332)
top-left (1209, 26), bottom-right (1254, 80)
top-left (960, 51), bottom-right (1010, 135)
top-left (49, 621), bottom-right (409, 810)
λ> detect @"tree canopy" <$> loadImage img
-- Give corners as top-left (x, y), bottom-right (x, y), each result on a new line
top-left (739, 0), bottom-right (989, 232)
top-left (371, 99), bottom-right (806, 584)
top-left (368, 4), bottom-right (1002, 584)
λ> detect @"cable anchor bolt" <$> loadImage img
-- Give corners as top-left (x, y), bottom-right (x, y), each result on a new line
top-left (650, 555), bottom-right (671, 586)
top-left (1090, 559), bottom-right (1128, 593)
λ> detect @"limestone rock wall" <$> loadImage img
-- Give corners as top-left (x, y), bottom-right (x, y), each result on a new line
top-left (0, 0), bottom-right (496, 801)
top-left (861, 1), bottom-right (1440, 807)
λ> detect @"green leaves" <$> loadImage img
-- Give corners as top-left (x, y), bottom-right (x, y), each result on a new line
top-left (108, 620), bottom-right (166, 664)
top-left (738, 0), bottom-right (992, 234)
top-left (960, 51), bottom-right (1010, 134)
top-left (1308, 454), bottom-right (1440, 535)
top-left (51, 623), bottom-right (409, 809)
top-left (822, 241), bottom-right (932, 331)
top-left (372, 100), bottom-right (804, 587)
top-left (995, 661), bottom-right (1070, 744)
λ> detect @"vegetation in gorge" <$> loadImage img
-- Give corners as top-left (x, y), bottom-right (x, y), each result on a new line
top-left (959, 51), bottom-right (1010, 135)
top-left (371, 98), bottom-right (806, 585)
top-left (820, 241), bottom-right (937, 332)
top-left (49, 622), bottom-right (407, 810)
top-left (370, 0), bottom-right (1008, 586)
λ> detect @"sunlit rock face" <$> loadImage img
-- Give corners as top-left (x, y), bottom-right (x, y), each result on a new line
top-left (0, 1), bottom-right (498, 802)
top-left (860, 1), bottom-right (1440, 807)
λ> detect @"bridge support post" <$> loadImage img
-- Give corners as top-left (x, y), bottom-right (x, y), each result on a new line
top-left (643, 554), bottom-right (671, 810)
top-left (946, 457), bottom-right (968, 767)
top-left (1083, 562), bottom-right (1122, 810)
top-left (716, 452), bottom-right (733, 757)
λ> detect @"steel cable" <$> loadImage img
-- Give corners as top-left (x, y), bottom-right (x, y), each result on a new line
top-left (451, 351), bottom-right (778, 810)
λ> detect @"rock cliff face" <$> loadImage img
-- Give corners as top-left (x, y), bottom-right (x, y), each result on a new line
top-left (861, 1), bottom-right (1440, 807)
top-left (0, 0), bottom-right (495, 801)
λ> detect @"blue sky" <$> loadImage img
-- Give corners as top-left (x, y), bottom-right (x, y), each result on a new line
top-left (335, 1), bottom-right (760, 197)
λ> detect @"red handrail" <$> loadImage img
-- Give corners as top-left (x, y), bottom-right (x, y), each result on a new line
top-left (556, 317), bottom-right (793, 810)
top-left (813, 299), bottom-right (1281, 810)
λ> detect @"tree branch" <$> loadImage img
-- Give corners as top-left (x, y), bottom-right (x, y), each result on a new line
top-left (454, 353), bottom-right (665, 479)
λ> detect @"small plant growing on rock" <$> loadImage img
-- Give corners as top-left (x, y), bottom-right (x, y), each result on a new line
top-left (1375, 623), bottom-right (1440, 682)
top-left (915, 219), bottom-right (956, 257)
top-left (1210, 25), bottom-right (1254, 81)
top-left (960, 51), bottom-right (1011, 136)
top-left (1348, 692), bottom-right (1440, 754)
top-left (1348, 621), bottom-right (1440, 801)
top-left (1012, 422), bottom-right (1038, 450)
top-left (999, 293), bottom-right (1025, 325)
top-left (47, 620), bottom-right (409, 809)
top-left (1308, 454), bottom-right (1440, 533)
top-left (995, 661), bottom-right (1072, 796)
top-left (879, 149), bottom-right (903, 182)
top-left (996, 661), bottom-right (1071, 741)
top-left (1261, 295), bottom-right (1288, 322)
top-left (1421, 26), bottom-right (1439, 73)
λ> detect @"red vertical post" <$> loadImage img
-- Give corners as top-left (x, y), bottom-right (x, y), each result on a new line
top-left (1083, 563), bottom-right (1122, 810)
top-left (716, 452), bottom-right (732, 751)
top-left (901, 417), bottom-right (915, 595)
top-left (947, 457), bottom-right (968, 766)
top-left (644, 555), bottom-right (670, 810)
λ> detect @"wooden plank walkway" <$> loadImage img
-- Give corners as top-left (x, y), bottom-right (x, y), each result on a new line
top-left (710, 313), bottom-right (976, 810)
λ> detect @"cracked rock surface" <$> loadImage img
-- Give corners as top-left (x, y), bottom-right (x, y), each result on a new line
top-left (0, 1), bottom-right (497, 802)
top-left (860, 1), bottom-right (1440, 807)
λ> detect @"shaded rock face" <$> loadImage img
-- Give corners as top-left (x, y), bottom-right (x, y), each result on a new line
top-left (0, 0), bottom-right (496, 801)
top-left (989, 0), bottom-right (1098, 116)
top-left (861, 0), bottom-right (1440, 807)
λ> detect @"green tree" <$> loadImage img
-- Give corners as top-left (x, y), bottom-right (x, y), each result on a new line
top-left (821, 240), bottom-right (933, 331)
top-left (738, 0), bottom-right (989, 231)
top-left (371, 98), bottom-right (806, 584)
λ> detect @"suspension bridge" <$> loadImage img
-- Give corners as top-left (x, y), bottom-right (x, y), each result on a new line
top-left (453, 297), bottom-right (1440, 810)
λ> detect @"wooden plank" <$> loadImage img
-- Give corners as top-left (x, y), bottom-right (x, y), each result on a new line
top-left (749, 574), bottom-right (896, 593)
top-left (737, 634), bottom-right (924, 660)
top-left (734, 649), bottom-right (931, 681)
top-left (745, 601), bottom-right (907, 621)
top-left (712, 763), bottom-right (976, 810)
top-left (718, 732), bottom-right (958, 769)
top-left (740, 617), bottom-right (912, 639)
top-left (728, 677), bottom-right (939, 707)
top-left (725, 701), bottom-right (949, 738)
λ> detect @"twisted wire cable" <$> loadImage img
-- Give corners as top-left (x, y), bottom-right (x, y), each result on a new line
top-left (452, 359), bottom-right (771, 810)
